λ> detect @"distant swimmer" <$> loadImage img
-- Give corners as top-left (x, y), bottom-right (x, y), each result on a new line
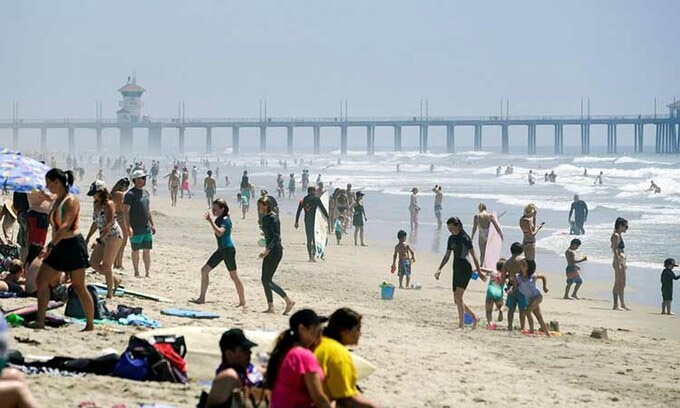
top-left (583, 168), bottom-right (588, 177)
top-left (594, 171), bottom-right (603, 186)
top-left (648, 180), bottom-right (661, 194)
top-left (496, 166), bottom-right (502, 177)
top-left (429, 164), bottom-right (435, 173)
top-left (528, 170), bottom-right (535, 186)
top-left (568, 195), bottom-right (588, 235)
top-left (549, 170), bottom-right (557, 183)
top-left (396, 164), bottom-right (400, 173)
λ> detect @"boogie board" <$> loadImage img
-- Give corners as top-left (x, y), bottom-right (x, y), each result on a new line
top-left (91, 283), bottom-right (172, 303)
top-left (4, 300), bottom-right (64, 318)
top-left (161, 308), bottom-right (220, 319)
top-left (135, 326), bottom-right (376, 382)
top-left (314, 192), bottom-right (329, 259)
top-left (482, 213), bottom-right (504, 270)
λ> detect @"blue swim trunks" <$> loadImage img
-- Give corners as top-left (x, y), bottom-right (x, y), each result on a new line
top-left (398, 259), bottom-right (411, 277)
top-left (505, 288), bottom-right (528, 310)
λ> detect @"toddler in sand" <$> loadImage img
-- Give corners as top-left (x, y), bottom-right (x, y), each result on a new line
top-left (334, 215), bottom-right (344, 245)
top-left (391, 230), bottom-right (415, 289)
top-left (480, 258), bottom-right (506, 329)
top-left (661, 258), bottom-right (680, 315)
top-left (564, 238), bottom-right (587, 299)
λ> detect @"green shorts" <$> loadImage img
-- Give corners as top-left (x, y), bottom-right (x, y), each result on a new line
top-left (130, 228), bottom-right (153, 251)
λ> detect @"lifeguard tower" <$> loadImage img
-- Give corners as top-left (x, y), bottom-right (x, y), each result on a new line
top-left (117, 76), bottom-right (145, 123)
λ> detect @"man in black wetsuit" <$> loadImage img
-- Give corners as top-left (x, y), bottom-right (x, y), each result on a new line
top-left (295, 186), bottom-right (329, 262)
top-left (568, 194), bottom-right (588, 235)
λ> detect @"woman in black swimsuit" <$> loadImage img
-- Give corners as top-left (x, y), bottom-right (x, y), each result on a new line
top-left (352, 192), bottom-right (367, 246)
top-left (35, 169), bottom-right (94, 330)
top-left (611, 217), bottom-right (629, 311)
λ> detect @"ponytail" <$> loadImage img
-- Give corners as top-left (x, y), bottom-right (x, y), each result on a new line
top-left (265, 329), bottom-right (298, 389)
top-left (64, 170), bottom-right (74, 188)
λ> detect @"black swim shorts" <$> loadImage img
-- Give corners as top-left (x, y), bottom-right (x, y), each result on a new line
top-left (206, 247), bottom-right (237, 271)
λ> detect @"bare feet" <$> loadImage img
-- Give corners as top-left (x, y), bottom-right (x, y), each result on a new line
top-left (82, 325), bottom-right (95, 332)
top-left (563, 296), bottom-right (573, 300)
top-left (190, 298), bottom-right (205, 305)
top-left (262, 308), bottom-right (275, 314)
top-left (454, 326), bottom-right (465, 331)
top-left (621, 306), bottom-right (631, 311)
top-left (235, 303), bottom-right (246, 308)
top-left (361, 243), bottom-right (368, 247)
top-left (472, 318), bottom-right (479, 330)
top-left (283, 301), bottom-right (296, 315)
top-left (571, 295), bottom-right (580, 299)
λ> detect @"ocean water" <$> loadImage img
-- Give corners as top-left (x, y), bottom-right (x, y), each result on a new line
top-left (195, 146), bottom-right (680, 312)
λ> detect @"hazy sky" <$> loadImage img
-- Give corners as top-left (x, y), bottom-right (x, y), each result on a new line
top-left (2, 0), bottom-right (679, 120)
top-left (1, 1), bottom-right (678, 152)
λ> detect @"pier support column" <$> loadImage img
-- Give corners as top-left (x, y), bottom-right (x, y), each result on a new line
top-left (554, 124), bottom-right (563, 154)
top-left (287, 126), bottom-right (294, 154)
top-left (527, 124), bottom-right (536, 155)
top-left (607, 124), bottom-right (618, 154)
top-left (655, 123), bottom-right (661, 154)
top-left (366, 125), bottom-right (375, 155)
top-left (634, 123), bottom-right (644, 153)
top-left (393, 126), bottom-right (402, 152)
top-left (11, 128), bottom-right (18, 150)
top-left (205, 127), bottom-right (212, 154)
top-left (148, 126), bottom-right (162, 155)
top-left (501, 125), bottom-right (509, 154)
top-left (40, 128), bottom-right (47, 154)
top-left (232, 127), bottom-right (240, 154)
top-left (178, 127), bottom-right (185, 154)
top-left (68, 127), bottom-right (75, 154)
top-left (474, 125), bottom-right (482, 151)
top-left (446, 125), bottom-right (455, 153)
top-left (419, 125), bottom-right (428, 153)
top-left (580, 124), bottom-right (590, 155)
top-left (671, 123), bottom-right (678, 153)
top-left (96, 127), bottom-right (103, 155)
top-left (340, 126), bottom-right (348, 155)
top-left (313, 126), bottom-right (321, 154)
top-left (259, 126), bottom-right (267, 153)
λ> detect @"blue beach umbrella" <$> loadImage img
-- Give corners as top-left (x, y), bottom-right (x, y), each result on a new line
top-left (0, 152), bottom-right (79, 194)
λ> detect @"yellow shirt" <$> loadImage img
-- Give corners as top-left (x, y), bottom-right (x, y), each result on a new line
top-left (314, 336), bottom-right (358, 400)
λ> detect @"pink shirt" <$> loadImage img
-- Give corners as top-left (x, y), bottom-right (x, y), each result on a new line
top-left (271, 346), bottom-right (325, 408)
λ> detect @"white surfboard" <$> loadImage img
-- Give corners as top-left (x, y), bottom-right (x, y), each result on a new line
top-left (482, 213), bottom-right (504, 270)
top-left (135, 326), bottom-right (376, 382)
top-left (314, 192), bottom-right (329, 259)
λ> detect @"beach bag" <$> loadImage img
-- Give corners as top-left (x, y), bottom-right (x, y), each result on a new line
top-left (113, 351), bottom-right (148, 381)
top-left (64, 284), bottom-right (105, 320)
top-left (120, 336), bottom-right (188, 383)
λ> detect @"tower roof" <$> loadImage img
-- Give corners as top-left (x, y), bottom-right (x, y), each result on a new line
top-left (118, 82), bottom-right (145, 93)
top-left (667, 100), bottom-right (680, 109)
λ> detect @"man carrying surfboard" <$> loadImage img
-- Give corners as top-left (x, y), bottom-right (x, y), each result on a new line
top-left (295, 187), bottom-right (329, 262)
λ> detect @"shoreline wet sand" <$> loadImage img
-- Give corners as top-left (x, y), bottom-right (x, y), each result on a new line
top-left (3, 189), bottom-right (680, 407)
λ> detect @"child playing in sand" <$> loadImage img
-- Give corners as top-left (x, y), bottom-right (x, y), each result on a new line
top-left (661, 258), bottom-right (680, 315)
top-left (391, 230), bottom-right (415, 289)
top-left (334, 215), bottom-right (344, 245)
top-left (237, 192), bottom-right (249, 219)
top-left (480, 258), bottom-right (506, 329)
top-left (564, 238), bottom-right (587, 299)
top-left (513, 266), bottom-right (550, 336)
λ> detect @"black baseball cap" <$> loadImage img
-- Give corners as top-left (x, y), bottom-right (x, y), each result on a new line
top-left (289, 309), bottom-right (328, 330)
top-left (664, 258), bottom-right (678, 267)
top-left (219, 329), bottom-right (257, 351)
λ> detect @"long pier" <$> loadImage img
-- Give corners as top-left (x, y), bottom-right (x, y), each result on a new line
top-left (1, 115), bottom-right (679, 155)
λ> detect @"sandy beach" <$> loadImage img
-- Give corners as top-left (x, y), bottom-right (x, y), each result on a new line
top-left (0, 189), bottom-right (678, 408)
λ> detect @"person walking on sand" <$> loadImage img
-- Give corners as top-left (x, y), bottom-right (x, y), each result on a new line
top-left (295, 186), bottom-right (330, 262)
top-left (661, 258), bottom-right (680, 315)
top-left (34, 169), bottom-right (93, 331)
top-left (84, 180), bottom-right (124, 299)
top-left (259, 196), bottom-right (295, 314)
top-left (433, 185), bottom-right (443, 230)
top-left (471, 203), bottom-right (503, 266)
top-left (611, 217), bottom-right (630, 310)
top-left (409, 188), bottom-right (420, 231)
top-left (181, 167), bottom-right (192, 199)
top-left (204, 170), bottom-right (217, 208)
top-left (520, 203), bottom-right (543, 276)
top-left (435, 217), bottom-right (485, 330)
top-left (192, 199), bottom-right (246, 307)
top-left (351, 192), bottom-right (367, 246)
top-left (111, 178), bottom-right (130, 270)
top-left (164, 167), bottom-right (180, 207)
top-left (124, 170), bottom-right (156, 278)
top-left (568, 195), bottom-right (588, 235)
top-left (391, 230), bottom-right (415, 289)
top-left (564, 238), bottom-right (587, 299)
top-left (288, 173), bottom-right (296, 199)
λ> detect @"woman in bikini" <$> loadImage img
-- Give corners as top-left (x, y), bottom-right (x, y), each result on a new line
top-left (111, 178), bottom-right (130, 270)
top-left (520, 203), bottom-right (543, 276)
top-left (85, 180), bottom-right (124, 299)
top-left (471, 203), bottom-right (503, 265)
top-left (34, 169), bottom-right (93, 331)
top-left (611, 217), bottom-right (630, 310)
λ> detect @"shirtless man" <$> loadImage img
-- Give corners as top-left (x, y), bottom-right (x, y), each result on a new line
top-left (432, 185), bottom-right (443, 230)
top-left (519, 203), bottom-right (543, 276)
top-left (471, 203), bottom-right (504, 265)
top-left (204, 170), bottom-right (217, 208)
top-left (164, 167), bottom-right (180, 207)
top-left (503, 242), bottom-right (528, 331)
